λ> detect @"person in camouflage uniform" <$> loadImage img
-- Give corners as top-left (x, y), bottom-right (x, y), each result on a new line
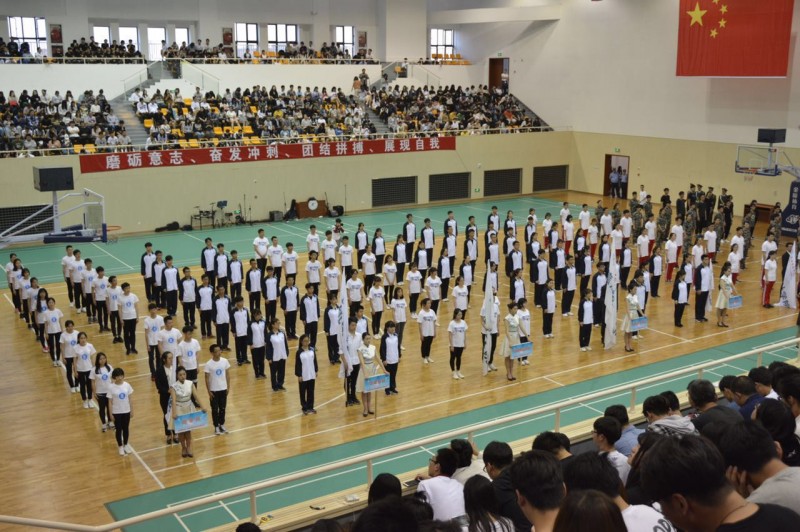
top-left (743, 206), bottom-right (757, 241)
top-left (643, 197), bottom-right (654, 220)
top-left (769, 213), bottom-right (782, 240)
top-left (611, 203), bottom-right (622, 228)
top-left (594, 200), bottom-right (605, 221)
top-left (742, 221), bottom-right (753, 269)
top-left (632, 206), bottom-right (644, 239)
top-left (713, 206), bottom-right (725, 245)
top-left (658, 204), bottom-right (672, 244)
top-left (684, 206), bottom-right (696, 259)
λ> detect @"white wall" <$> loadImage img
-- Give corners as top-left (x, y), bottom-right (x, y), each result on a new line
top-left (0, 64), bottom-right (147, 100)
top-left (495, 0), bottom-right (800, 146)
top-left (379, 0), bottom-right (427, 61)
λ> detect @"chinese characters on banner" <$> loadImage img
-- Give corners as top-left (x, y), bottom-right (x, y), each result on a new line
top-left (78, 137), bottom-right (456, 174)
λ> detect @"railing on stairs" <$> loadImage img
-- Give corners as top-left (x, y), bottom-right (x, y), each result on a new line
top-left (121, 68), bottom-right (150, 99)
top-left (180, 60), bottom-right (220, 96)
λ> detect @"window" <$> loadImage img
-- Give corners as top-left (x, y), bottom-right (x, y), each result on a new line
top-left (334, 25), bottom-right (354, 56)
top-left (7, 16), bottom-right (47, 55)
top-left (147, 27), bottom-right (166, 61)
top-left (175, 27), bottom-right (190, 47)
top-left (92, 26), bottom-right (110, 47)
top-left (119, 26), bottom-right (139, 52)
top-left (235, 23), bottom-right (258, 57)
top-left (430, 28), bottom-right (454, 59)
top-left (266, 23), bottom-right (297, 53)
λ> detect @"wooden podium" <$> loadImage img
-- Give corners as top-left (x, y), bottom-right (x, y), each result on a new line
top-left (297, 199), bottom-right (328, 219)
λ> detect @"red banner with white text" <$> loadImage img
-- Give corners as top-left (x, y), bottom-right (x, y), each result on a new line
top-left (78, 136), bottom-right (456, 174)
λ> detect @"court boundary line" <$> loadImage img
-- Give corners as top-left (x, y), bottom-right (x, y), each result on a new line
top-left (91, 242), bottom-right (135, 269)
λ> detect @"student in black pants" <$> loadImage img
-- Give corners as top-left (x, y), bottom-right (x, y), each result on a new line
top-left (249, 309), bottom-right (267, 379)
top-left (300, 283), bottom-right (319, 349)
top-left (155, 351), bottom-right (178, 445)
top-left (324, 297), bottom-right (342, 364)
top-left (212, 286), bottom-right (231, 351)
top-left (266, 318), bottom-right (289, 392)
top-left (295, 334), bottom-right (318, 414)
top-left (380, 321), bottom-right (400, 394)
top-left (672, 270), bottom-right (688, 327)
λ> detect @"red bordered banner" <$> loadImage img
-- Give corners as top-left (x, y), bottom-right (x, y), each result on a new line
top-left (78, 136), bottom-right (456, 174)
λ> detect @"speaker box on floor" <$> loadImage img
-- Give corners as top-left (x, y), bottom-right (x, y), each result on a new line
top-left (270, 210), bottom-right (283, 222)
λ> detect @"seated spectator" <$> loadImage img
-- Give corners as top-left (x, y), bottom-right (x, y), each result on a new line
top-left (719, 374), bottom-right (740, 410)
top-left (718, 419), bottom-right (800, 511)
top-left (532, 431), bottom-right (574, 466)
top-left (687, 378), bottom-right (742, 435)
top-left (309, 519), bottom-right (346, 532)
top-left (352, 497), bottom-right (422, 532)
top-left (732, 376), bottom-right (765, 420)
top-left (754, 398), bottom-right (800, 466)
top-left (562, 452), bottom-right (676, 531)
top-left (642, 394), bottom-right (699, 436)
top-left (591, 416), bottom-right (631, 484)
top-left (659, 390), bottom-right (683, 416)
top-left (640, 434), bottom-right (800, 532)
top-left (552, 490), bottom-right (626, 532)
top-left (776, 374), bottom-right (800, 438)
top-left (462, 476), bottom-right (514, 532)
top-left (415, 448), bottom-right (465, 522)
top-left (450, 439), bottom-right (489, 485)
top-left (603, 404), bottom-right (644, 457)
top-left (750, 366), bottom-right (780, 399)
top-left (625, 432), bottom-right (665, 506)
top-left (509, 450), bottom-right (564, 532)
top-left (368, 472), bottom-right (401, 505)
top-left (482, 441), bottom-right (530, 531)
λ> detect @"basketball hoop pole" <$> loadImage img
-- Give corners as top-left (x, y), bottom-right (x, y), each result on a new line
top-left (52, 191), bottom-right (61, 233)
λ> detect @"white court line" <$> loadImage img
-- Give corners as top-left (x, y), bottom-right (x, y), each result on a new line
top-left (130, 445), bottom-right (166, 489)
top-left (91, 242), bottom-right (134, 269)
top-left (183, 232), bottom-right (205, 243)
top-left (3, 293), bottom-right (13, 307)
top-left (543, 376), bottom-right (564, 386)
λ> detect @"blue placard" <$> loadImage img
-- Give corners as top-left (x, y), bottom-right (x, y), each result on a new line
top-left (510, 342), bottom-right (533, 360)
top-left (364, 374), bottom-right (390, 393)
top-left (630, 316), bottom-right (648, 332)
top-left (173, 410), bottom-right (209, 434)
top-left (728, 295), bottom-right (743, 309)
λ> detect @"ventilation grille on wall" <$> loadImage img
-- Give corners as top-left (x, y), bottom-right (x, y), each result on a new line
top-left (0, 205), bottom-right (54, 236)
top-left (534, 165), bottom-right (569, 191)
top-left (429, 172), bottom-right (470, 202)
top-left (484, 168), bottom-right (522, 197)
top-left (372, 176), bottom-right (418, 207)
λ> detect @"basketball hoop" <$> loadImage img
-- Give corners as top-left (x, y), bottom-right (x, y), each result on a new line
top-left (743, 169), bottom-right (756, 182)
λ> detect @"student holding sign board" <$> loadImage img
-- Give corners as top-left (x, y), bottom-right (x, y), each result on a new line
top-left (621, 282), bottom-right (643, 353)
top-left (714, 262), bottom-right (737, 328)
top-left (356, 334), bottom-right (384, 417)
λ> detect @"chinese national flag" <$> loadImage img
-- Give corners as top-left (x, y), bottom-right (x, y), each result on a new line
top-left (677, 0), bottom-right (795, 76)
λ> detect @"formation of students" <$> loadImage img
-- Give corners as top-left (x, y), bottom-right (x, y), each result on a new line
top-left (5, 187), bottom-right (795, 458)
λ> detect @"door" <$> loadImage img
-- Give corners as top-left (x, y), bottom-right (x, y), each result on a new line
top-left (489, 58), bottom-right (509, 94)
top-left (603, 154), bottom-right (630, 197)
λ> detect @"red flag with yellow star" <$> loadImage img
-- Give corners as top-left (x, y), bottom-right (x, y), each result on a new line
top-left (677, 0), bottom-right (794, 76)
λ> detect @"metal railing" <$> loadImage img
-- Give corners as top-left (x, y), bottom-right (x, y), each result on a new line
top-left (180, 61), bottom-right (220, 97)
top-left (122, 68), bottom-right (150, 97)
top-left (0, 56), bottom-right (146, 65)
top-left (0, 126), bottom-right (566, 158)
top-left (409, 64), bottom-right (443, 88)
top-left (0, 336), bottom-right (795, 531)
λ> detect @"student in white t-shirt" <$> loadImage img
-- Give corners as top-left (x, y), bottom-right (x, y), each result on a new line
top-left (73, 332), bottom-right (97, 409)
top-left (447, 309), bottom-right (468, 379)
top-left (417, 298), bottom-right (437, 364)
top-left (108, 367), bottom-right (134, 456)
top-left (60, 320), bottom-right (79, 392)
top-left (306, 225), bottom-right (320, 255)
top-left (253, 228), bottom-right (270, 272)
top-left (205, 343), bottom-right (231, 435)
top-left (406, 263), bottom-right (423, 318)
top-left (389, 287), bottom-right (407, 350)
top-left (89, 352), bottom-right (114, 432)
top-left (119, 282), bottom-right (140, 355)
top-left (43, 297), bottom-right (64, 366)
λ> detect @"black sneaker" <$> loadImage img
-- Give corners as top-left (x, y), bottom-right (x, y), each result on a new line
top-left (131, 349), bottom-right (139, 354)
top-left (243, 359), bottom-right (251, 364)
top-left (237, 361), bottom-right (243, 366)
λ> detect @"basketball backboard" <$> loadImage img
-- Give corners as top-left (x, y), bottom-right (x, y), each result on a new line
top-left (735, 145), bottom-right (781, 176)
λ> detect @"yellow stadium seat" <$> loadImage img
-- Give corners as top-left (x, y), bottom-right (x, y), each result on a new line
top-left (242, 137), bottom-right (251, 146)
top-left (250, 106), bottom-right (257, 113)
top-left (72, 144), bottom-right (83, 153)
top-left (182, 108), bottom-right (189, 115)
top-left (143, 118), bottom-right (154, 129)
top-left (160, 108), bottom-right (168, 115)
top-left (250, 136), bottom-right (262, 144)
top-left (84, 144), bottom-right (97, 154)
top-left (243, 125), bottom-right (254, 135)
top-left (178, 139), bottom-right (188, 148)
top-left (223, 126), bottom-right (232, 134)
top-left (188, 138), bottom-right (199, 148)
top-left (232, 126), bottom-right (242, 134)
top-left (183, 98), bottom-right (193, 106)
top-left (211, 137), bottom-right (220, 146)
top-left (213, 127), bottom-right (224, 136)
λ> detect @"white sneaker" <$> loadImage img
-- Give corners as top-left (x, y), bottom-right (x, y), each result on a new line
top-left (124, 444), bottom-right (133, 454)
top-left (580, 347), bottom-right (587, 351)
top-left (436, 322), bottom-right (440, 326)
top-left (457, 371), bottom-right (464, 378)
top-left (119, 446), bottom-right (125, 456)
top-left (562, 313), bottom-right (568, 317)
top-left (108, 421), bottom-right (115, 428)
top-left (401, 346), bottom-right (406, 351)
top-left (523, 360), bottom-right (530, 366)
top-left (411, 313), bottom-right (417, 319)
top-left (489, 363), bottom-right (497, 371)
top-left (102, 423), bottom-right (107, 432)
top-left (215, 426), bottom-right (222, 435)
top-left (423, 358), bottom-right (429, 365)
top-left (83, 401), bottom-right (90, 409)
top-left (69, 302), bottom-right (74, 308)
top-left (453, 371), bottom-right (459, 380)
top-left (51, 360), bottom-right (57, 367)
top-left (442, 298), bottom-right (449, 302)
top-left (70, 387), bottom-right (77, 393)
top-left (89, 400), bottom-right (96, 408)
top-left (568, 312), bottom-right (574, 316)
top-left (428, 357), bottom-right (434, 363)
top-left (76, 308), bottom-right (82, 314)
top-left (587, 346), bottom-right (593, 351)
top-left (220, 425), bottom-right (228, 434)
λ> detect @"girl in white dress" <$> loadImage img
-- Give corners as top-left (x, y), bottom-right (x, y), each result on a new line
top-left (501, 303), bottom-right (520, 381)
top-left (356, 333), bottom-right (384, 417)
top-left (170, 366), bottom-right (205, 458)
top-left (715, 262), bottom-right (737, 328)
top-left (621, 282), bottom-right (642, 353)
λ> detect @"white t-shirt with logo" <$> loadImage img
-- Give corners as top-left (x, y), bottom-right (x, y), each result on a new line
top-left (177, 339), bottom-right (201, 371)
top-left (621, 505), bottom-right (676, 532)
top-left (157, 327), bottom-right (183, 356)
top-left (89, 365), bottom-right (114, 395)
top-left (205, 357), bottom-right (231, 391)
top-left (109, 382), bottom-right (134, 414)
top-left (120, 293), bottom-right (139, 320)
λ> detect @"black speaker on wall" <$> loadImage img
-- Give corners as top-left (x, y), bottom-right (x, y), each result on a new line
top-left (33, 167), bottom-right (74, 192)
top-left (757, 128), bottom-right (786, 144)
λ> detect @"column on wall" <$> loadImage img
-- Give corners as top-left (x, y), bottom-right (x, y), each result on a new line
top-left (377, 0), bottom-right (427, 62)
